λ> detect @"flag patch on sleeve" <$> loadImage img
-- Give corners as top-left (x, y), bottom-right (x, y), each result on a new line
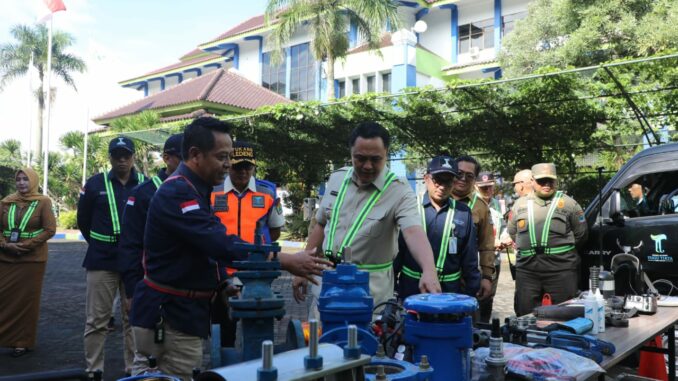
top-left (126, 197), bottom-right (135, 206)
top-left (180, 200), bottom-right (200, 214)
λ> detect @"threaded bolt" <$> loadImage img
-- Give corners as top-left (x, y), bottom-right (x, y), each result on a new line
top-left (347, 325), bottom-right (357, 348)
top-left (419, 355), bottom-right (431, 370)
top-left (376, 365), bottom-right (387, 380)
top-left (262, 340), bottom-right (274, 370)
top-left (309, 319), bottom-right (318, 358)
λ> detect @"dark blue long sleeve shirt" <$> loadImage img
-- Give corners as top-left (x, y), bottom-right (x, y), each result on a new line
top-left (129, 163), bottom-right (247, 338)
top-left (396, 192), bottom-right (480, 299)
top-left (118, 169), bottom-right (169, 298)
top-left (77, 169), bottom-right (145, 271)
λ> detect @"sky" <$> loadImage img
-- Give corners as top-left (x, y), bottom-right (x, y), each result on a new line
top-left (0, 0), bottom-right (269, 153)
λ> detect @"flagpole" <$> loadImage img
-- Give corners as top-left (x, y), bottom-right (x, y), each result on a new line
top-left (42, 16), bottom-right (53, 195)
top-left (83, 108), bottom-right (89, 186)
top-left (27, 52), bottom-right (34, 166)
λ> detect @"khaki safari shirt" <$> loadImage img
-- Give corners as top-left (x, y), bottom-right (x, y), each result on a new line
top-left (507, 192), bottom-right (588, 272)
top-left (456, 192), bottom-right (495, 278)
top-left (316, 167), bottom-right (421, 306)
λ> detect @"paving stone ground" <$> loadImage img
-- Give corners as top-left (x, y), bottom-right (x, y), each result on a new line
top-left (0, 243), bottom-right (642, 380)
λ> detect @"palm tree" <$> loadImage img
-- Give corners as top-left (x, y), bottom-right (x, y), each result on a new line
top-left (265, 0), bottom-right (400, 101)
top-left (0, 24), bottom-right (86, 157)
top-left (0, 139), bottom-right (24, 168)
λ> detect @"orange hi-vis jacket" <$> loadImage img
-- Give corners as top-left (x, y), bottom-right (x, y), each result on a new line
top-left (211, 179), bottom-right (277, 244)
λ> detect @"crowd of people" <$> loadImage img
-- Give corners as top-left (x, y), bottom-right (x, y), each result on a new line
top-left (0, 117), bottom-right (593, 380)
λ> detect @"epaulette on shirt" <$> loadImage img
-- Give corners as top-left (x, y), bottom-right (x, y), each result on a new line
top-left (168, 176), bottom-right (192, 196)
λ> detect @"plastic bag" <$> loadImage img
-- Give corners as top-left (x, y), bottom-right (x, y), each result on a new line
top-left (473, 343), bottom-right (603, 381)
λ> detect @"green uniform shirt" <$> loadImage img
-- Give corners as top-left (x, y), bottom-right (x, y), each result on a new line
top-left (316, 167), bottom-right (421, 307)
top-left (507, 192), bottom-right (588, 272)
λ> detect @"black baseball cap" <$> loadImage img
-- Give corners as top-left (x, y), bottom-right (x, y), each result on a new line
top-left (427, 155), bottom-right (457, 175)
top-left (232, 141), bottom-right (256, 165)
top-left (109, 136), bottom-right (135, 154)
top-left (163, 134), bottom-right (183, 157)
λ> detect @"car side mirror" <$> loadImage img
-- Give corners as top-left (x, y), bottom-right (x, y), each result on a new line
top-left (607, 190), bottom-right (625, 226)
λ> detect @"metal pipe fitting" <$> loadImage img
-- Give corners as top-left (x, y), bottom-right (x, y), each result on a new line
top-left (262, 340), bottom-right (274, 370)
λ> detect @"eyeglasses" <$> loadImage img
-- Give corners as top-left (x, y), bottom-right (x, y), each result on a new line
top-left (430, 174), bottom-right (454, 187)
top-left (454, 171), bottom-right (476, 181)
top-left (535, 178), bottom-right (556, 186)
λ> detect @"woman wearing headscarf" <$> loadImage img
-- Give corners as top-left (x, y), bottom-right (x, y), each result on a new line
top-left (0, 168), bottom-right (56, 357)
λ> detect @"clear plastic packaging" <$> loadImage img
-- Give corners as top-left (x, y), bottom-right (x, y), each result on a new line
top-left (473, 343), bottom-right (604, 381)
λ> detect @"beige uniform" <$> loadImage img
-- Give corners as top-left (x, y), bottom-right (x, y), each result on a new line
top-left (507, 192), bottom-right (588, 272)
top-left (314, 167), bottom-right (421, 308)
top-left (507, 191), bottom-right (588, 315)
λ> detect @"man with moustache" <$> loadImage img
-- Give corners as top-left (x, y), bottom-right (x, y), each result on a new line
top-left (78, 136), bottom-right (146, 377)
top-left (451, 156), bottom-right (495, 304)
top-left (396, 156), bottom-right (479, 300)
top-left (292, 122), bottom-right (441, 316)
top-left (507, 163), bottom-right (588, 316)
top-left (129, 117), bottom-right (330, 379)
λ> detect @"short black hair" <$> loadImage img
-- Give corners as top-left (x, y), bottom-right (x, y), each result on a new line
top-left (456, 155), bottom-right (481, 176)
top-left (348, 121), bottom-right (390, 149)
top-left (182, 117), bottom-right (233, 160)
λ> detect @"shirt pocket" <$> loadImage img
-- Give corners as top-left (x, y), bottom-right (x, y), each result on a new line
top-left (357, 209), bottom-right (387, 238)
top-left (95, 191), bottom-right (110, 209)
top-left (549, 214), bottom-right (568, 237)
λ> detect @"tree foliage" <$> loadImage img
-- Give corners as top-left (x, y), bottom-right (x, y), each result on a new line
top-left (0, 24), bottom-right (86, 156)
top-left (265, 0), bottom-right (401, 100)
top-left (500, 0), bottom-right (678, 169)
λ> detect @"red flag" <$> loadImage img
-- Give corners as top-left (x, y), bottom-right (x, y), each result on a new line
top-left (43, 0), bottom-right (66, 13)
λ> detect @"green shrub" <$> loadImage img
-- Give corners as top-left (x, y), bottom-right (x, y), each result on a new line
top-left (284, 213), bottom-right (309, 241)
top-left (58, 210), bottom-right (78, 229)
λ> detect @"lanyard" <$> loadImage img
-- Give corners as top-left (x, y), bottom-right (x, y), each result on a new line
top-left (8, 201), bottom-right (39, 231)
top-left (418, 194), bottom-right (456, 273)
top-left (151, 176), bottom-right (162, 189)
top-left (326, 169), bottom-right (396, 258)
top-left (527, 191), bottom-right (564, 248)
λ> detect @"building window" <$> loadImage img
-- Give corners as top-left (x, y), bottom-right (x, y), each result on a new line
top-left (502, 11), bottom-right (527, 36)
top-left (352, 78), bottom-right (360, 94)
top-left (262, 52), bottom-right (286, 96)
top-left (338, 80), bottom-right (346, 98)
top-left (382, 72), bottom-right (391, 93)
top-left (289, 43), bottom-right (316, 101)
top-left (458, 19), bottom-right (494, 54)
top-left (366, 75), bottom-right (375, 93)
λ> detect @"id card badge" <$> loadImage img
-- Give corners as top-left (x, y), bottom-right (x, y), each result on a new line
top-left (448, 237), bottom-right (458, 255)
top-left (8, 228), bottom-right (21, 243)
top-left (214, 194), bottom-right (228, 212)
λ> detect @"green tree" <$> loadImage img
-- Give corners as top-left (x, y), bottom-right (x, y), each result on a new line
top-left (109, 111), bottom-right (163, 176)
top-left (265, 0), bottom-right (400, 100)
top-left (0, 24), bottom-right (86, 156)
top-left (0, 139), bottom-right (24, 168)
top-left (499, 0), bottom-right (678, 170)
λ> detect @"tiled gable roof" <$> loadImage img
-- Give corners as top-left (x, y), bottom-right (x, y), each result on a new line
top-left (96, 69), bottom-right (290, 123)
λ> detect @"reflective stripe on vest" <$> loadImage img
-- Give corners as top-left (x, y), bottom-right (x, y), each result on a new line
top-left (468, 193), bottom-right (479, 210)
top-left (325, 170), bottom-right (397, 267)
top-left (524, 191), bottom-right (567, 255)
top-left (402, 265), bottom-right (461, 282)
top-left (416, 194), bottom-right (459, 280)
top-left (5, 200), bottom-right (41, 239)
top-left (151, 176), bottom-right (162, 189)
top-left (93, 172), bottom-right (145, 243)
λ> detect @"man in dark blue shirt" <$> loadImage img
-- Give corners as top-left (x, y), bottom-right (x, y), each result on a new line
top-left (77, 136), bottom-right (146, 377)
top-left (396, 156), bottom-right (480, 300)
top-left (119, 133), bottom-right (183, 310)
top-left (129, 117), bottom-right (330, 379)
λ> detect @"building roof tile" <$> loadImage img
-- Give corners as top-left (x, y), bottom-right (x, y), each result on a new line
top-left (96, 69), bottom-right (290, 123)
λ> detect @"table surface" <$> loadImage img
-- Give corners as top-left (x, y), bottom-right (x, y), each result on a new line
top-left (592, 306), bottom-right (677, 370)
